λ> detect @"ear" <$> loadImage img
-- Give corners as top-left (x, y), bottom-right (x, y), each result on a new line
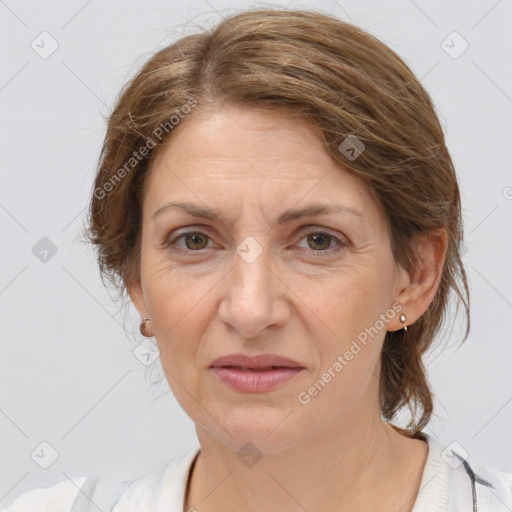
top-left (388, 228), bottom-right (448, 331)
top-left (127, 280), bottom-right (147, 319)
top-left (128, 280), bottom-right (155, 338)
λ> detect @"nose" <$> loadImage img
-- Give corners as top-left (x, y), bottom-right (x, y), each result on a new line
top-left (217, 244), bottom-right (290, 339)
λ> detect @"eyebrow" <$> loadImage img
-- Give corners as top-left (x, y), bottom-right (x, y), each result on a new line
top-left (151, 201), bottom-right (364, 224)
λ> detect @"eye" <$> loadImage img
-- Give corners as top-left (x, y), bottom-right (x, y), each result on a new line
top-left (164, 228), bottom-right (347, 257)
top-left (295, 230), bottom-right (347, 256)
top-left (168, 232), bottom-right (212, 252)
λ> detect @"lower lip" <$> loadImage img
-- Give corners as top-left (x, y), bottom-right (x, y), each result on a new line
top-left (210, 367), bottom-right (303, 392)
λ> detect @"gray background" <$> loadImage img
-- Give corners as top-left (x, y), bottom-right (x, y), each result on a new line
top-left (1, 0), bottom-right (511, 506)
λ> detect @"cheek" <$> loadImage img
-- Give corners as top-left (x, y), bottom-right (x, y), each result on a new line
top-left (139, 261), bottom-right (208, 383)
top-left (299, 291), bottom-right (387, 418)
top-left (141, 252), bottom-right (217, 328)
top-left (306, 266), bottom-right (390, 339)
top-left (304, 265), bottom-right (393, 387)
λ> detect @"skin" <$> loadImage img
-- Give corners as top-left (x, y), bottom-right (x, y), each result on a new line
top-left (129, 105), bottom-right (447, 512)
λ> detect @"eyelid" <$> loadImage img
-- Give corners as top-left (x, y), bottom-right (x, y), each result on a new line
top-left (164, 224), bottom-right (348, 257)
top-left (295, 224), bottom-right (343, 237)
top-left (165, 224), bottom-right (345, 242)
top-left (162, 224), bottom-right (214, 246)
top-left (294, 224), bottom-right (348, 244)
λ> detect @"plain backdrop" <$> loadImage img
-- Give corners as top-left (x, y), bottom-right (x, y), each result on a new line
top-left (1, 0), bottom-right (511, 506)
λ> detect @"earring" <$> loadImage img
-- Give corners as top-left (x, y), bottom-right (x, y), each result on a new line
top-left (399, 313), bottom-right (407, 332)
top-left (140, 317), bottom-right (152, 337)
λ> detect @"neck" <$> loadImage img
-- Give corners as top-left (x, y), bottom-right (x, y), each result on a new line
top-left (184, 415), bottom-right (428, 512)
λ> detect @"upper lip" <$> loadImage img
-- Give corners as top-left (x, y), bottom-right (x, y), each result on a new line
top-left (209, 354), bottom-right (304, 369)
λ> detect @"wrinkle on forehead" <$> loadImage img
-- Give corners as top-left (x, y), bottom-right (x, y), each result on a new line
top-left (143, 106), bottom-right (386, 238)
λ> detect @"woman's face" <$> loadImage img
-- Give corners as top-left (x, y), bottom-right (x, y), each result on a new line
top-left (130, 105), bottom-right (410, 453)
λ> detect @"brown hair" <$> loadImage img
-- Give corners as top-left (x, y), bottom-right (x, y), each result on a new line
top-left (85, 8), bottom-right (470, 437)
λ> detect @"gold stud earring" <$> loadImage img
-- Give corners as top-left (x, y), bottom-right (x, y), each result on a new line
top-left (399, 313), bottom-right (407, 332)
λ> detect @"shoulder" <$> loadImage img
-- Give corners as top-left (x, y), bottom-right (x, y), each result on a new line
top-left (463, 458), bottom-right (512, 510)
top-left (1, 446), bottom-right (201, 512)
top-left (431, 435), bottom-right (512, 511)
top-left (412, 433), bottom-right (512, 512)
top-left (113, 445), bottom-right (200, 512)
top-left (1, 477), bottom-right (87, 512)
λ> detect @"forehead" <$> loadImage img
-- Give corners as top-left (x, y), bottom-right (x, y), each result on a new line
top-left (149, 105), bottom-right (330, 176)
top-left (143, 106), bottom-right (383, 227)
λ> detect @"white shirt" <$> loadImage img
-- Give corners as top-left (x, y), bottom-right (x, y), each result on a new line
top-left (3, 433), bottom-right (512, 511)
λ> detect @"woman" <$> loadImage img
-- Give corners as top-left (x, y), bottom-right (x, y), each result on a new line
top-left (4, 7), bottom-right (511, 512)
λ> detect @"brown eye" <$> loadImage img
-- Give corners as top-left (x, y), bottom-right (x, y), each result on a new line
top-left (165, 231), bottom-right (213, 253)
top-left (165, 228), bottom-right (346, 258)
top-left (182, 233), bottom-right (209, 250)
top-left (295, 230), bottom-right (347, 257)
top-left (306, 233), bottom-right (333, 251)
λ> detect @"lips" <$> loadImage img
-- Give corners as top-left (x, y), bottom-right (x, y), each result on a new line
top-left (209, 354), bottom-right (303, 370)
top-left (221, 366), bottom-right (286, 371)
top-left (209, 354), bottom-right (304, 393)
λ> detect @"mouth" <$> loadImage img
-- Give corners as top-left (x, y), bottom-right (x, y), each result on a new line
top-left (219, 365), bottom-right (294, 371)
top-left (208, 353), bottom-right (305, 392)
top-left (210, 365), bottom-right (304, 392)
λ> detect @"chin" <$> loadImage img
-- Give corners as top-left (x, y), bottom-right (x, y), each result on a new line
top-left (202, 405), bottom-right (305, 455)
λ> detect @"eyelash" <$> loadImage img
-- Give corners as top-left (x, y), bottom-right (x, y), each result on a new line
top-left (163, 228), bottom-right (347, 258)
